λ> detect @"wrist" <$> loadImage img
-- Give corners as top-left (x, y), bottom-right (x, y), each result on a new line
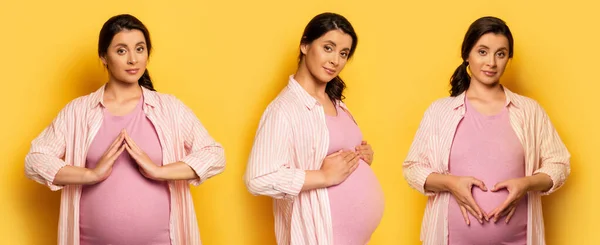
top-left (442, 174), bottom-right (459, 192)
top-left (317, 170), bottom-right (331, 187)
top-left (150, 165), bottom-right (164, 180)
top-left (85, 169), bottom-right (101, 185)
top-left (523, 176), bottom-right (533, 192)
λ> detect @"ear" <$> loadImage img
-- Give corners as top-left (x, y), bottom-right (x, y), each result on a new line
top-left (300, 42), bottom-right (309, 56)
top-left (100, 56), bottom-right (108, 67)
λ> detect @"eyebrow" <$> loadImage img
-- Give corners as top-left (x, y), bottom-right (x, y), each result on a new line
top-left (477, 45), bottom-right (508, 51)
top-left (324, 40), bottom-right (351, 51)
top-left (114, 41), bottom-right (146, 47)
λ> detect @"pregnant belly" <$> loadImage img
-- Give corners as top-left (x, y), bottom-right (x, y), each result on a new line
top-left (328, 161), bottom-right (385, 245)
top-left (79, 178), bottom-right (171, 245)
top-left (448, 188), bottom-right (528, 245)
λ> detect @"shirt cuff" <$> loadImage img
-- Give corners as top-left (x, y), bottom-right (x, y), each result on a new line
top-left (274, 168), bottom-right (306, 200)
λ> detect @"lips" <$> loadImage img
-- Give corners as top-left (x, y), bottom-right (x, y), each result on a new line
top-left (126, 68), bottom-right (140, 75)
top-left (324, 67), bottom-right (336, 75)
top-left (482, 71), bottom-right (497, 77)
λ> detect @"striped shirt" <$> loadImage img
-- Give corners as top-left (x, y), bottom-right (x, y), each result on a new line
top-left (245, 75), bottom-right (354, 245)
top-left (403, 86), bottom-right (570, 245)
top-left (25, 85), bottom-right (226, 245)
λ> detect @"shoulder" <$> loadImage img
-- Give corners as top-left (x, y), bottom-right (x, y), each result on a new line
top-left (426, 96), bottom-right (459, 114)
top-left (58, 92), bottom-right (97, 117)
top-left (147, 91), bottom-right (188, 110)
top-left (508, 91), bottom-right (547, 117)
top-left (263, 87), bottom-right (305, 118)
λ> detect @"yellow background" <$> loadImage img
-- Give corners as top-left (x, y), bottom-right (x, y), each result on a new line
top-left (0, 0), bottom-right (597, 244)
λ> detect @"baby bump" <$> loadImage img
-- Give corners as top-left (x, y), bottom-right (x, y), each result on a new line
top-left (448, 185), bottom-right (528, 245)
top-left (328, 161), bottom-right (384, 245)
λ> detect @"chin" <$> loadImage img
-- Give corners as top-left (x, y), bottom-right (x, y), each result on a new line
top-left (473, 77), bottom-right (499, 86)
top-left (116, 77), bottom-right (141, 85)
top-left (484, 78), bottom-right (501, 85)
top-left (319, 74), bottom-right (338, 83)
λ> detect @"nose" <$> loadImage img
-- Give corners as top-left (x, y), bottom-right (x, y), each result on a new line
top-left (330, 54), bottom-right (339, 67)
top-left (127, 53), bottom-right (137, 65)
top-left (487, 55), bottom-right (497, 67)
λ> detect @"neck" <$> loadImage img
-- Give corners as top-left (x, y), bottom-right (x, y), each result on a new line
top-left (104, 78), bottom-right (142, 102)
top-left (466, 79), bottom-right (504, 102)
top-left (294, 60), bottom-right (328, 101)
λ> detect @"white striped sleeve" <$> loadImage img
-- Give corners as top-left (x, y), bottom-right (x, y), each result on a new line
top-left (177, 98), bottom-right (226, 186)
top-left (532, 104), bottom-right (571, 195)
top-left (403, 104), bottom-right (439, 196)
top-left (245, 105), bottom-right (305, 200)
top-left (24, 104), bottom-right (70, 191)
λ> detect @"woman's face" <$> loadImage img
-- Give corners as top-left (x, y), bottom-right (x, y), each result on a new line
top-left (466, 33), bottom-right (510, 86)
top-left (101, 29), bottom-right (148, 84)
top-left (300, 29), bottom-right (353, 84)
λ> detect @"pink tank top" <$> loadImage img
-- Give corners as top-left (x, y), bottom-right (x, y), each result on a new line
top-left (80, 96), bottom-right (171, 245)
top-left (326, 105), bottom-right (385, 245)
top-left (448, 98), bottom-right (527, 245)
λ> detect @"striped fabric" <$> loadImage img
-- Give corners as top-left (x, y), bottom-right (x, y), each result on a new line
top-left (403, 86), bottom-right (570, 245)
top-left (245, 75), bottom-right (355, 245)
top-left (25, 85), bottom-right (226, 245)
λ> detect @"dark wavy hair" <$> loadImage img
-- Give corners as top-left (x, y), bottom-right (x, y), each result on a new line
top-left (98, 14), bottom-right (155, 91)
top-left (450, 16), bottom-right (513, 96)
top-left (298, 12), bottom-right (358, 102)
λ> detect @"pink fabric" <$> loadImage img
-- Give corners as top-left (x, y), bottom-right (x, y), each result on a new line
top-left (403, 86), bottom-right (570, 245)
top-left (448, 98), bottom-right (527, 245)
top-left (25, 85), bottom-right (225, 245)
top-left (80, 96), bottom-right (171, 245)
top-left (326, 105), bottom-right (384, 245)
top-left (245, 76), bottom-right (355, 245)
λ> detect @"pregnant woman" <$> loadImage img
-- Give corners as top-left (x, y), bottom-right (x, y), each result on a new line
top-left (245, 12), bottom-right (384, 245)
top-left (402, 16), bottom-right (570, 245)
top-left (25, 14), bottom-right (225, 245)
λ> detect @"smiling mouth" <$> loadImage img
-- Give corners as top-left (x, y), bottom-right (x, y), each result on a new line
top-left (324, 67), bottom-right (336, 74)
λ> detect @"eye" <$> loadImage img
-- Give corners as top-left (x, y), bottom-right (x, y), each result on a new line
top-left (478, 49), bottom-right (487, 55)
top-left (136, 47), bottom-right (145, 52)
top-left (497, 52), bottom-right (506, 58)
top-left (324, 45), bottom-right (333, 52)
top-left (340, 52), bottom-right (348, 58)
top-left (117, 49), bottom-right (126, 55)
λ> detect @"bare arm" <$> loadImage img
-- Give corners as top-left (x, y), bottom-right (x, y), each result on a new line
top-left (147, 162), bottom-right (199, 181)
top-left (53, 166), bottom-right (100, 185)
